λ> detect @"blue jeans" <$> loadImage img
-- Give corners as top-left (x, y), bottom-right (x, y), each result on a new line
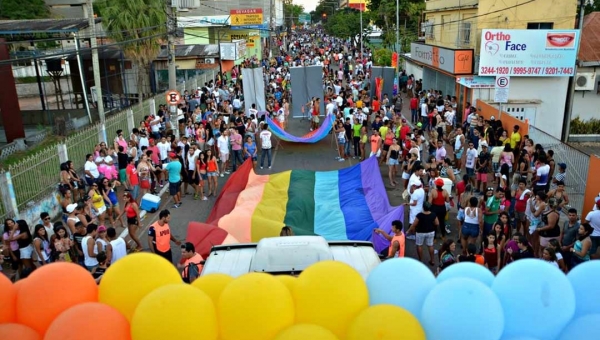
top-left (411, 109), bottom-right (418, 122)
top-left (344, 140), bottom-right (351, 156)
top-left (231, 149), bottom-right (244, 171)
top-left (260, 148), bottom-right (272, 167)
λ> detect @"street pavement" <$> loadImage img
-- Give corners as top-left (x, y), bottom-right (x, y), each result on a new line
top-left (130, 94), bottom-right (460, 269)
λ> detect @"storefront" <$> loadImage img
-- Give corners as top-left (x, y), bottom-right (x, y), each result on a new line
top-left (405, 43), bottom-right (474, 118)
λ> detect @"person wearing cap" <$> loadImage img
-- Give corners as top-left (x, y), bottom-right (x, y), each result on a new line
top-left (148, 209), bottom-right (181, 263)
top-left (406, 177), bottom-right (426, 226)
top-left (65, 203), bottom-right (81, 235)
top-left (162, 151), bottom-right (183, 208)
top-left (550, 162), bottom-right (567, 191)
top-left (178, 242), bottom-right (204, 283)
top-left (429, 177), bottom-right (450, 240)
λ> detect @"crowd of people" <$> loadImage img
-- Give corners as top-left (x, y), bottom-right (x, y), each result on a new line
top-left (3, 26), bottom-right (599, 284)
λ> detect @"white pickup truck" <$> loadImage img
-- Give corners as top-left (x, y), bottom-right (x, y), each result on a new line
top-left (201, 236), bottom-right (381, 280)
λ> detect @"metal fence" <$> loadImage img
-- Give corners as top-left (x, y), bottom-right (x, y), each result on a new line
top-left (1, 70), bottom-right (216, 219)
top-left (8, 144), bottom-right (62, 212)
top-left (528, 126), bottom-right (590, 214)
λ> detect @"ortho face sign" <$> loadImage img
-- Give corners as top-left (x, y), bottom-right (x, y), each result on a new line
top-left (410, 43), bottom-right (473, 75)
top-left (479, 29), bottom-right (580, 77)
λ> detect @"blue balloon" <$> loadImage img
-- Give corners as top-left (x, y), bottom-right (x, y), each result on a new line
top-left (366, 258), bottom-right (436, 317)
top-left (567, 261), bottom-right (600, 317)
top-left (437, 262), bottom-right (495, 287)
top-left (492, 259), bottom-right (575, 339)
top-left (421, 278), bottom-right (504, 340)
top-left (557, 314), bottom-right (600, 340)
top-left (500, 337), bottom-right (541, 340)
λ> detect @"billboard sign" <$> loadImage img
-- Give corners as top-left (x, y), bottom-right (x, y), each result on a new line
top-left (479, 29), bottom-right (580, 77)
top-left (299, 13), bottom-right (311, 23)
top-left (178, 15), bottom-right (230, 27)
top-left (410, 43), bottom-right (474, 75)
top-left (230, 8), bottom-right (265, 29)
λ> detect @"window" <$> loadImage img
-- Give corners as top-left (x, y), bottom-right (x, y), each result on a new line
top-left (527, 22), bottom-right (554, 29)
top-left (459, 22), bottom-right (472, 45)
top-left (423, 19), bottom-right (434, 39)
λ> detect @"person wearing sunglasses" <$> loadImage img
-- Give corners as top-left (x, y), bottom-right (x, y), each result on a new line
top-left (39, 212), bottom-right (55, 240)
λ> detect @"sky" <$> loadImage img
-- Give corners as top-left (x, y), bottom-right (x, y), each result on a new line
top-left (297, 0), bottom-right (319, 12)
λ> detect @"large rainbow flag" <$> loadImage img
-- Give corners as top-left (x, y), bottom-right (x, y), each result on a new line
top-left (187, 157), bottom-right (404, 256)
top-left (264, 114), bottom-right (335, 143)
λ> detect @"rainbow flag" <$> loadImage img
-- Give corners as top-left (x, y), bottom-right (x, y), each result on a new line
top-left (264, 114), bottom-right (335, 143)
top-left (191, 156), bottom-right (404, 253)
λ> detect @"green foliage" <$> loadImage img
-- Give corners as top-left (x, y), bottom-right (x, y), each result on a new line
top-left (96, 0), bottom-right (166, 94)
top-left (0, 0), bottom-right (49, 20)
top-left (570, 117), bottom-right (600, 134)
top-left (14, 76), bottom-right (51, 84)
top-left (584, 0), bottom-right (600, 15)
top-left (367, 0), bottom-right (424, 51)
top-left (323, 8), bottom-right (366, 45)
top-left (283, 1), bottom-right (304, 25)
top-left (373, 48), bottom-right (392, 66)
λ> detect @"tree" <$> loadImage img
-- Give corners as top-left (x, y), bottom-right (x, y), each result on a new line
top-left (367, 0), bottom-right (424, 52)
top-left (283, 1), bottom-right (304, 26)
top-left (584, 0), bottom-right (600, 15)
top-left (0, 0), bottom-right (49, 20)
top-left (323, 8), bottom-right (368, 46)
top-left (97, 0), bottom-right (166, 96)
top-left (373, 48), bottom-right (392, 66)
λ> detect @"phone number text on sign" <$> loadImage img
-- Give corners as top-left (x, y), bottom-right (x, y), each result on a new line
top-left (479, 66), bottom-right (574, 76)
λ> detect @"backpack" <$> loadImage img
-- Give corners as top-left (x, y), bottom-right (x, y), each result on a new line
top-left (183, 262), bottom-right (201, 283)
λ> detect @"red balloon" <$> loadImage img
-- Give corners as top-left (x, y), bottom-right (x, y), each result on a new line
top-left (0, 274), bottom-right (16, 323)
top-left (45, 302), bottom-right (131, 340)
top-left (0, 323), bottom-right (40, 340)
top-left (16, 262), bottom-right (98, 335)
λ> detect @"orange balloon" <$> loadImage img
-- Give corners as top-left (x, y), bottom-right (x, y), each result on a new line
top-left (0, 273), bottom-right (16, 323)
top-left (0, 323), bottom-right (40, 340)
top-left (16, 262), bottom-right (98, 335)
top-left (13, 279), bottom-right (26, 293)
top-left (45, 302), bottom-right (130, 340)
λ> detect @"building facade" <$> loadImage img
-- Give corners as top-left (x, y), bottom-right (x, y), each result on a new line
top-left (572, 12), bottom-right (600, 123)
top-left (404, 0), bottom-right (578, 139)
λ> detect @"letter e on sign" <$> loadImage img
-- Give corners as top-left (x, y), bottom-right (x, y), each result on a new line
top-left (166, 90), bottom-right (181, 106)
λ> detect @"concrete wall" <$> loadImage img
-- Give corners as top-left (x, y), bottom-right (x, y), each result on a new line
top-left (572, 66), bottom-right (600, 122)
top-left (16, 78), bottom-right (72, 98)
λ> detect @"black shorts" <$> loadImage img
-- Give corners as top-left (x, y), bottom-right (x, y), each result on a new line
top-left (169, 181), bottom-right (181, 196)
top-left (188, 172), bottom-right (199, 185)
top-left (383, 144), bottom-right (390, 152)
top-left (155, 248), bottom-right (173, 263)
top-left (127, 217), bottom-right (138, 225)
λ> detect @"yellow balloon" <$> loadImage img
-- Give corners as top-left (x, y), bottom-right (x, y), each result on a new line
top-left (99, 252), bottom-right (182, 321)
top-left (191, 273), bottom-right (234, 306)
top-left (274, 324), bottom-right (339, 340)
top-left (131, 284), bottom-right (218, 340)
top-left (276, 275), bottom-right (297, 292)
top-left (346, 305), bottom-right (426, 340)
top-left (218, 273), bottom-right (295, 340)
top-left (293, 261), bottom-right (368, 338)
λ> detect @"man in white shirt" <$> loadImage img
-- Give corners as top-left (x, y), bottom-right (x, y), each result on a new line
top-left (326, 99), bottom-right (335, 116)
top-left (408, 165), bottom-right (425, 194)
top-left (407, 186), bottom-right (425, 225)
top-left (259, 123), bottom-right (272, 169)
top-left (335, 94), bottom-right (343, 107)
top-left (465, 141), bottom-right (478, 187)
top-left (156, 136), bottom-right (171, 163)
top-left (248, 103), bottom-right (258, 118)
top-left (217, 130), bottom-right (230, 177)
top-left (150, 115), bottom-right (162, 140)
top-left (107, 227), bottom-right (127, 264)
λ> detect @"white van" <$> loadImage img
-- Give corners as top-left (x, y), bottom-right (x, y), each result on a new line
top-left (201, 236), bottom-right (381, 280)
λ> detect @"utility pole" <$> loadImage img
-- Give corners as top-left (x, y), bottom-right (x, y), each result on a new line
top-left (562, 0), bottom-right (585, 142)
top-left (87, 0), bottom-right (106, 142)
top-left (269, 0), bottom-right (275, 58)
top-left (167, 0), bottom-right (177, 91)
top-left (395, 0), bottom-right (399, 53)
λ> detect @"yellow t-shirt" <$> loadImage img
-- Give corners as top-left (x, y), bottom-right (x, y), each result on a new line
top-left (510, 131), bottom-right (521, 149)
top-left (379, 126), bottom-right (389, 139)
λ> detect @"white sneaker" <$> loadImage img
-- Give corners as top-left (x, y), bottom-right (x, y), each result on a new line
top-left (260, 166), bottom-right (264, 169)
top-left (220, 174), bottom-right (224, 177)
top-left (268, 166), bottom-right (272, 169)
top-left (338, 158), bottom-right (345, 162)
top-left (202, 196), bottom-right (208, 200)
top-left (445, 225), bottom-right (451, 234)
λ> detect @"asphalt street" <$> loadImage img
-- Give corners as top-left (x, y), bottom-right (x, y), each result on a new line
top-left (129, 95), bottom-right (460, 269)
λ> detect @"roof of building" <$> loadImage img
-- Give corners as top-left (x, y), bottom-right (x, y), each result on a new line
top-left (156, 44), bottom-right (219, 59)
top-left (63, 47), bottom-right (126, 61)
top-left (0, 18), bottom-right (101, 35)
top-left (579, 12), bottom-right (600, 63)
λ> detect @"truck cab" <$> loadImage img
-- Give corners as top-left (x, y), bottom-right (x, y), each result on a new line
top-left (201, 236), bottom-right (381, 280)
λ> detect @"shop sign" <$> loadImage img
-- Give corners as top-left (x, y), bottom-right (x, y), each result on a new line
top-left (410, 43), bottom-right (473, 75)
top-left (479, 29), bottom-right (579, 76)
